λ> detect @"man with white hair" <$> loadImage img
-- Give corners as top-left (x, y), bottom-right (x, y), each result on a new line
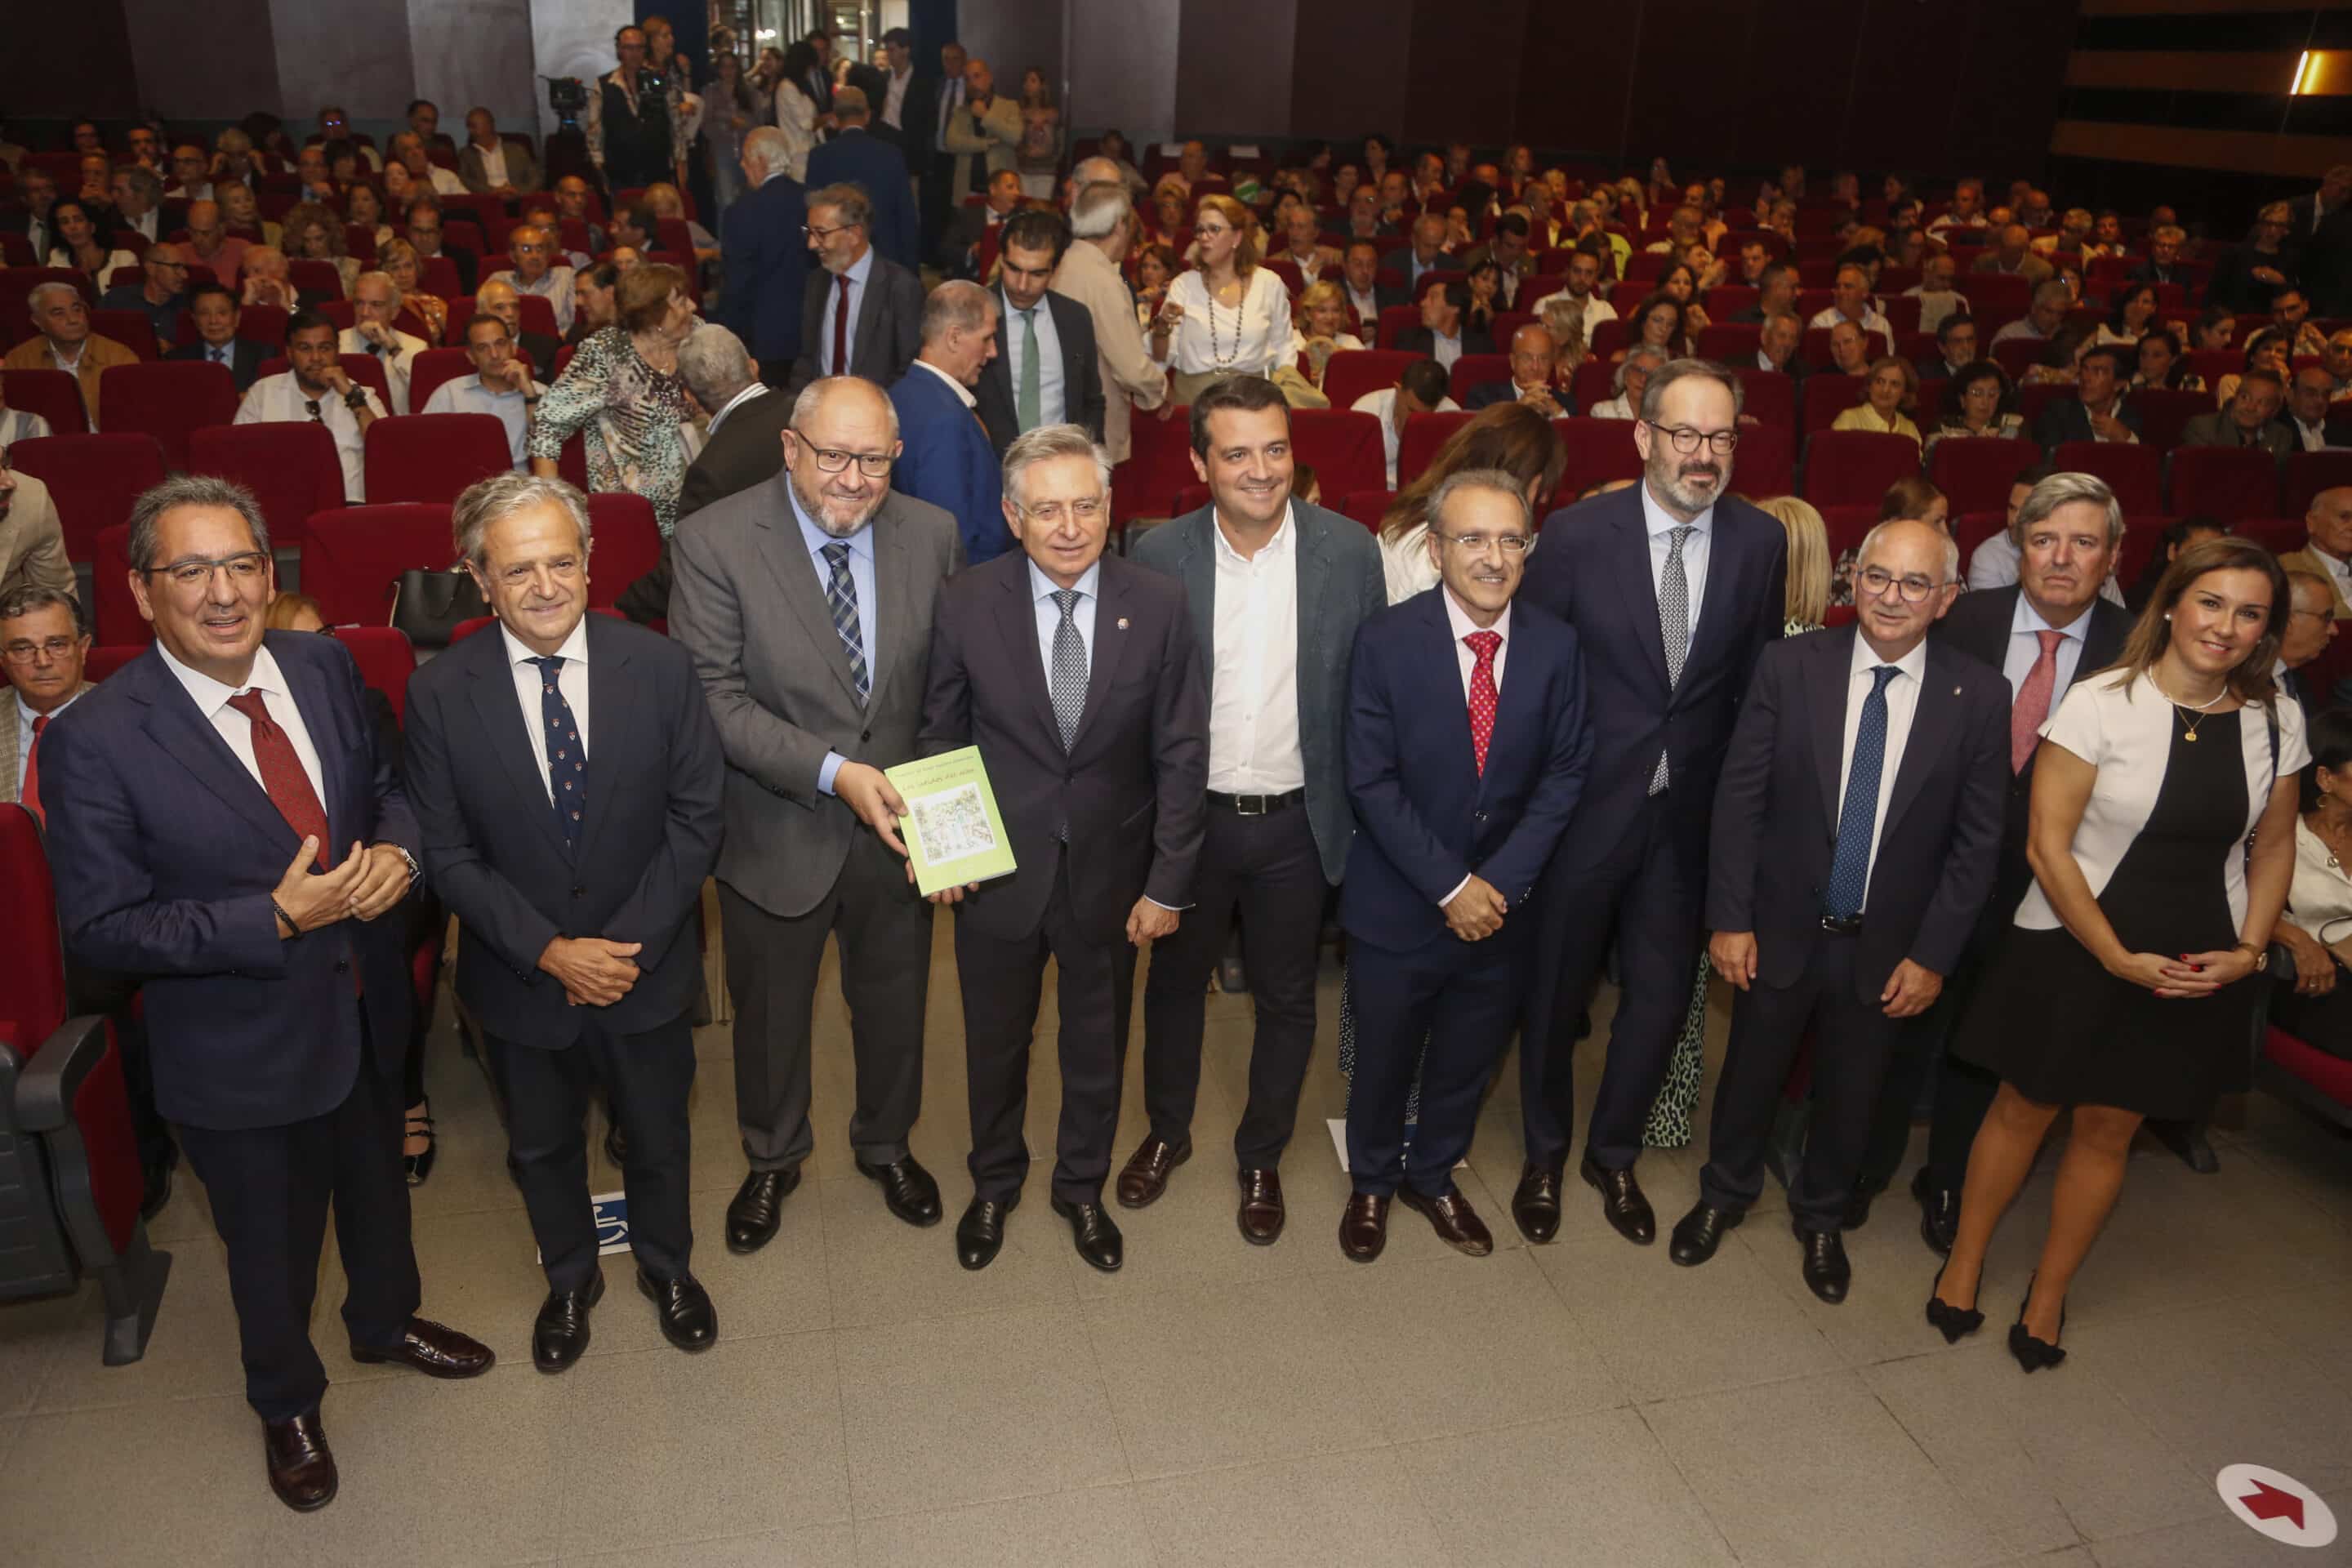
top-left (1054, 181), bottom-right (1169, 466)
top-left (675, 324), bottom-right (794, 519)
top-left (2, 282), bottom-right (139, 425)
top-left (109, 166), bottom-right (167, 244)
top-left (486, 225), bottom-right (577, 336)
top-left (1061, 154), bottom-right (1123, 212)
top-left (887, 280), bottom-right (1009, 563)
top-left (718, 126), bottom-right (810, 381)
top-left (340, 270), bottom-right (430, 414)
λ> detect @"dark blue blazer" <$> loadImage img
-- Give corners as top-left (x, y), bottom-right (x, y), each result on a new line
top-left (164, 336), bottom-right (269, 393)
top-left (403, 613), bottom-right (724, 1050)
top-left (1339, 587), bottom-right (1592, 953)
top-left (1518, 483), bottom-right (1788, 873)
top-left (39, 633), bottom-right (420, 1132)
top-left (718, 171), bottom-right (812, 372)
top-left (804, 129), bottom-right (920, 272)
top-left (889, 363), bottom-right (1013, 564)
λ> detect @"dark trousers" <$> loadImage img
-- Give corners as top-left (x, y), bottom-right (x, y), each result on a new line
top-left (1699, 932), bottom-right (1899, 1232)
top-left (1346, 929), bottom-right (1526, 1196)
top-left (956, 849), bottom-right (1136, 1205)
top-left (65, 962), bottom-right (173, 1181)
top-left (1521, 792), bottom-right (1704, 1169)
top-left (920, 150), bottom-right (956, 261)
top-left (492, 1011), bottom-right (696, 1293)
top-left (720, 835), bottom-right (931, 1174)
top-left (175, 1034), bottom-right (420, 1422)
top-left (1855, 938), bottom-right (1998, 1196)
top-left (1140, 801), bottom-right (1325, 1169)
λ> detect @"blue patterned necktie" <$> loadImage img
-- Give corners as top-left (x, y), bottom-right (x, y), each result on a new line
top-left (821, 541), bottom-right (869, 704)
top-left (528, 655), bottom-right (586, 851)
top-left (1824, 666), bottom-right (1899, 920)
top-left (1049, 587), bottom-right (1086, 751)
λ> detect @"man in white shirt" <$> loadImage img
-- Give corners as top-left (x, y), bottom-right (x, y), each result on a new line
top-left (488, 225), bottom-right (578, 336)
top-left (1276, 204), bottom-right (1339, 277)
top-left (1904, 252), bottom-right (1965, 335)
top-left (389, 131), bottom-right (466, 198)
top-left (1755, 313), bottom-right (1806, 382)
top-left (421, 315), bottom-right (539, 467)
top-left (1806, 264), bottom-right (1889, 339)
top-left (1927, 179), bottom-right (1989, 236)
top-left (234, 311), bottom-right (385, 503)
top-left (1352, 359), bottom-right (1459, 488)
top-left (880, 27), bottom-right (918, 131)
top-left (1530, 247), bottom-right (1617, 337)
top-left (166, 143), bottom-right (214, 203)
top-left (340, 271), bottom-right (429, 415)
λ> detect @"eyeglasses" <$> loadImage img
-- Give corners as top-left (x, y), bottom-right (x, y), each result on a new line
top-left (146, 550), bottom-right (269, 590)
top-left (1644, 421), bottom-right (1739, 455)
top-left (1855, 565), bottom-right (1944, 604)
top-left (804, 222), bottom-right (858, 242)
top-left (1019, 498), bottom-right (1106, 525)
top-left (2, 635), bottom-right (80, 664)
top-left (792, 433), bottom-right (893, 477)
top-left (1434, 532), bottom-right (1531, 555)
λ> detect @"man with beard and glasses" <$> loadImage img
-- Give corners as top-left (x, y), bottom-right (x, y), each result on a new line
top-left (1514, 359), bottom-right (1789, 1248)
top-left (233, 311), bottom-right (385, 504)
top-left (667, 376), bottom-right (967, 1255)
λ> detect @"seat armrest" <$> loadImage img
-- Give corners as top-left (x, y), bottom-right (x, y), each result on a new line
top-left (16, 1013), bottom-right (111, 1134)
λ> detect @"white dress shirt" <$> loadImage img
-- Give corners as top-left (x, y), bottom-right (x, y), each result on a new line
top-left (1350, 387), bottom-right (1462, 486)
top-left (704, 381), bottom-right (769, 435)
top-left (910, 355), bottom-right (977, 408)
top-left (1834, 633), bottom-right (1928, 908)
top-left (1206, 506), bottom-right (1304, 794)
top-left (2291, 414), bottom-right (2341, 452)
top-left (819, 247), bottom-right (875, 376)
top-left (935, 77), bottom-right (966, 152)
top-left (1437, 586), bottom-right (1512, 905)
top-left (421, 372), bottom-right (536, 466)
top-left (2001, 590), bottom-right (2092, 698)
top-left (154, 641), bottom-right (327, 810)
top-left (1640, 479), bottom-right (1713, 641)
top-left (339, 326), bottom-right (427, 414)
top-left (427, 165), bottom-right (468, 198)
top-left (883, 65), bottom-right (914, 129)
top-left (1345, 283), bottom-right (1381, 327)
top-left (490, 265), bottom-right (577, 336)
top-left (1000, 287), bottom-right (1067, 429)
top-left (2308, 543), bottom-right (2352, 608)
top-left (2287, 817), bottom-right (2352, 945)
top-left (234, 371), bottom-right (386, 503)
top-left (1528, 289), bottom-right (1615, 329)
top-left (475, 141), bottom-right (510, 189)
top-left (498, 617), bottom-right (590, 804)
top-left (1806, 305), bottom-right (1890, 338)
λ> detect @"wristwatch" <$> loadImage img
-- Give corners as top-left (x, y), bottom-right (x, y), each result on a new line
top-left (376, 843), bottom-right (422, 887)
top-left (344, 387), bottom-right (368, 411)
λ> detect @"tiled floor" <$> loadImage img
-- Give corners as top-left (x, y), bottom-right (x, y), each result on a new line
top-left (4, 913), bottom-right (2350, 1566)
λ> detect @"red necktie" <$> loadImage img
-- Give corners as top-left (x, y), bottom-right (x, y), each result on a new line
top-left (227, 690), bottom-right (333, 866)
top-left (1465, 630), bottom-right (1502, 776)
top-left (2010, 630), bottom-right (2063, 773)
top-left (20, 714), bottom-right (47, 824)
top-left (832, 274), bottom-right (852, 374)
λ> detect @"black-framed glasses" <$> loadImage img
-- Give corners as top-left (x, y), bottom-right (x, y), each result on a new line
top-left (146, 551), bottom-right (269, 590)
top-left (803, 221), bottom-right (858, 242)
top-left (1855, 565), bottom-right (1943, 604)
top-left (1645, 421), bottom-right (1739, 455)
top-left (791, 430), bottom-right (893, 477)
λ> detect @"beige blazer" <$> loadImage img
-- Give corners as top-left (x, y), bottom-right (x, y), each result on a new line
top-left (2, 334), bottom-right (140, 426)
top-left (0, 471), bottom-right (77, 604)
top-left (942, 95), bottom-right (1022, 201)
top-left (1050, 240), bottom-right (1168, 465)
top-left (2280, 546), bottom-right (2352, 620)
top-left (0, 681), bottom-right (93, 805)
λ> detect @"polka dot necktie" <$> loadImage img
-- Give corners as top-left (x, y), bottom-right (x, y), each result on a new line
top-left (1464, 630), bottom-right (1502, 776)
top-left (529, 655), bottom-right (586, 851)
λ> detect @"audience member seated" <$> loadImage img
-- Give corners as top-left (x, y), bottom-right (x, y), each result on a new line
top-left (2283, 367), bottom-right (2352, 452)
top-left (461, 278), bottom-right (553, 383)
top-left (100, 242), bottom-right (194, 352)
top-left (217, 180), bottom-right (278, 247)
top-left (1832, 355), bottom-right (1922, 444)
top-left (2120, 517), bottom-right (2230, 614)
top-left (421, 313), bottom-right (538, 468)
top-left (2181, 368), bottom-right (2294, 457)
top-left (182, 199), bottom-right (250, 286)
top-left (528, 262), bottom-right (698, 534)
top-left (2036, 344), bottom-right (2141, 450)
top-left (1991, 279), bottom-right (2072, 348)
top-left (1395, 280), bottom-right (1491, 371)
top-left (1971, 223), bottom-right (2053, 284)
top-left (70, 153), bottom-right (123, 236)
top-left (1350, 357), bottom-right (1458, 487)
top-left (1289, 280), bottom-right (1365, 395)
top-left (2132, 327), bottom-right (2200, 394)
top-left (2273, 287), bottom-right (2331, 360)
top-left (1653, 261), bottom-right (1714, 334)
top-left (372, 238), bottom-right (442, 345)
top-left (2096, 283), bottom-right (2160, 350)
top-left (44, 198), bottom-right (138, 291)
top-left (1, 584), bottom-right (90, 826)
top-left (567, 260), bottom-right (621, 347)
top-left (164, 280), bottom-right (270, 390)
top-left (234, 307), bottom-right (385, 502)
top-left (2216, 327), bottom-right (2292, 410)
top-left (1823, 317), bottom-right (1873, 380)
top-left (1808, 263), bottom-right (1890, 337)
top-left (400, 200), bottom-right (479, 295)
top-left (1918, 312), bottom-right (1979, 382)
top-left (166, 142), bottom-right (214, 201)
top-left (1591, 345), bottom-right (1664, 419)
top-left (341, 270), bottom-right (430, 414)
top-left (1925, 359), bottom-right (2025, 454)
top-left (239, 244), bottom-right (299, 310)
top-left (2207, 201), bottom-right (2296, 313)
top-left (2281, 487), bottom-right (2352, 620)
top-left (109, 167), bottom-right (167, 246)
top-left (1465, 323), bottom-right (1566, 416)
top-left (1531, 246), bottom-right (1616, 344)
top-left (1275, 203), bottom-right (1340, 278)
top-left (2269, 707), bottom-right (2352, 1056)
top-left (386, 131), bottom-right (466, 198)
top-left (0, 450), bottom-right (75, 602)
top-left (1906, 253), bottom-right (1965, 333)
top-left (1461, 213), bottom-right (1539, 308)
top-left (490, 223), bottom-right (577, 336)
top-left (282, 199), bottom-right (361, 296)
top-left (1381, 214), bottom-right (1453, 291)
top-left (1754, 311), bottom-right (1809, 388)
top-left (459, 107), bottom-right (541, 196)
top-left (644, 182), bottom-right (719, 268)
top-left (4, 280), bottom-right (139, 425)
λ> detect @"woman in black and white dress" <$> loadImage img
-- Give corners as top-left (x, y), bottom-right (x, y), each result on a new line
top-left (1927, 537), bottom-right (2304, 1370)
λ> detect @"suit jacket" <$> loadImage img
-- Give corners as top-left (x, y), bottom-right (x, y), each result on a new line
top-left (804, 129), bottom-right (920, 271)
top-left (1931, 585), bottom-right (2132, 941)
top-left (2, 332), bottom-right (139, 425)
top-left (0, 681), bottom-right (92, 804)
top-left (2127, 259), bottom-right (2186, 290)
top-left (2034, 397), bottom-right (2143, 453)
top-left (1052, 240), bottom-right (1168, 465)
top-left (1338, 587), bottom-right (1591, 953)
top-left (0, 470), bottom-right (75, 603)
top-left (2179, 410), bottom-right (2296, 459)
top-left (458, 140), bottom-right (544, 194)
top-left (1970, 250), bottom-right (2054, 287)
top-left (1393, 325), bottom-right (1495, 360)
top-left (1463, 379), bottom-right (1552, 412)
top-left (942, 94), bottom-right (1022, 201)
top-left (917, 549), bottom-right (1209, 940)
top-left (669, 479), bottom-right (962, 916)
top-left (165, 336), bottom-right (270, 393)
top-left (892, 73), bottom-right (939, 169)
top-left (787, 251), bottom-right (924, 395)
top-left (889, 363), bottom-right (1013, 564)
top-left (938, 203), bottom-right (1004, 277)
top-left (404, 614), bottom-right (723, 1049)
top-left (1379, 248), bottom-right (1451, 283)
top-left (718, 171), bottom-right (811, 372)
top-left (679, 385), bottom-right (795, 520)
top-left (1519, 483), bottom-right (1789, 871)
top-left (1130, 501), bottom-right (1388, 884)
top-left (974, 287), bottom-right (1106, 454)
top-left (1706, 627), bottom-right (2010, 998)
top-left (39, 633), bottom-right (421, 1130)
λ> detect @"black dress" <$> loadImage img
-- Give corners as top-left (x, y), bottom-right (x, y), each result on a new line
top-left (1957, 710), bottom-right (2249, 1120)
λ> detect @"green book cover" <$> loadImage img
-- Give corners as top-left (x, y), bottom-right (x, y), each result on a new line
top-left (886, 746), bottom-right (1019, 896)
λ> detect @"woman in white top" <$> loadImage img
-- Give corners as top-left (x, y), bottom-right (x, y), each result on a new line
top-left (1147, 194), bottom-right (1291, 404)
top-left (45, 200), bottom-right (138, 292)
top-left (771, 41), bottom-right (823, 180)
top-left (1288, 280), bottom-right (1365, 399)
top-left (2094, 283), bottom-right (2158, 350)
top-left (1931, 535), bottom-right (2305, 1371)
top-left (2271, 707), bottom-right (2352, 1058)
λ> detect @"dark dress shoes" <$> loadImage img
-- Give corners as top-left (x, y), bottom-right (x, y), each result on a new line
top-left (1580, 1156), bottom-right (1655, 1245)
top-left (263, 1409), bottom-right (338, 1512)
top-left (1236, 1167), bottom-right (1285, 1245)
top-left (1795, 1224), bottom-right (1851, 1303)
top-left (857, 1155), bottom-right (943, 1227)
top-left (956, 1196), bottom-right (1016, 1270)
top-left (638, 1269), bottom-right (717, 1352)
top-left (604, 1121), bottom-right (628, 1169)
top-left (1397, 1183), bottom-right (1494, 1257)
top-left (1840, 1183), bottom-right (1878, 1231)
top-left (1511, 1160), bottom-right (1564, 1244)
top-left (725, 1166), bottom-right (801, 1254)
top-left (1338, 1192), bottom-right (1389, 1263)
top-left (1115, 1134), bottom-right (1191, 1209)
top-left (349, 1316), bottom-right (496, 1379)
top-left (1911, 1166), bottom-right (1958, 1256)
top-left (1051, 1196), bottom-right (1125, 1272)
top-left (139, 1159), bottom-right (176, 1220)
top-left (1668, 1200), bottom-right (1744, 1266)
top-left (532, 1272), bottom-right (605, 1374)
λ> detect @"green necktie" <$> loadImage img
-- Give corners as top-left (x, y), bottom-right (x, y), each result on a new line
top-left (1018, 307), bottom-right (1042, 430)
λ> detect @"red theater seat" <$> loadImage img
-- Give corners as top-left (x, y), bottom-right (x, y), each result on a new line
top-left (1321, 350), bottom-right (1423, 414)
top-left (1110, 400), bottom-right (1195, 532)
top-left (405, 347), bottom-right (474, 412)
top-left (301, 502), bottom-right (458, 626)
top-left (584, 493), bottom-right (661, 609)
top-left (2051, 440), bottom-right (2164, 516)
top-left (324, 626), bottom-right (417, 724)
top-left (1803, 430), bottom-right (1923, 508)
top-left (1553, 417), bottom-right (1644, 499)
top-left (87, 310), bottom-right (160, 362)
top-left (1397, 412), bottom-right (1479, 487)
top-left (1286, 410), bottom-right (1387, 499)
top-left (2167, 447), bottom-right (2280, 522)
top-left (185, 421), bottom-right (345, 546)
top-left (1801, 374), bottom-right (1869, 434)
top-left (1448, 354), bottom-right (1512, 403)
top-left (2285, 450), bottom-right (2352, 518)
top-left (3, 434), bottom-right (165, 562)
top-left (1927, 435), bottom-right (2039, 517)
top-left (2127, 387), bottom-right (2216, 452)
top-left (97, 359), bottom-right (240, 470)
top-left (363, 413), bottom-right (516, 504)
top-left (2, 368), bottom-right (90, 435)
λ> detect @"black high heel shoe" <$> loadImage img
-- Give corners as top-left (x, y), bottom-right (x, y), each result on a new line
top-left (403, 1101), bottom-right (437, 1187)
top-left (2007, 1276), bottom-right (2066, 1372)
top-left (1924, 1258), bottom-right (1984, 1344)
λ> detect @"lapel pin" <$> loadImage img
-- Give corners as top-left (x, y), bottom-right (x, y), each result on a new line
top-left (1116, 617), bottom-right (1130, 630)
top-left (1953, 685), bottom-right (1962, 696)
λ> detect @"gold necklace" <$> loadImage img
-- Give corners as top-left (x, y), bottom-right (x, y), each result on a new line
top-left (2152, 669), bottom-right (2226, 742)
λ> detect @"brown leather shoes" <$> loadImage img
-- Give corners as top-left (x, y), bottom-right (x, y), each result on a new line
top-left (1236, 1167), bottom-right (1285, 1245)
top-left (1512, 1160), bottom-right (1565, 1244)
top-left (264, 1409), bottom-right (338, 1512)
top-left (1398, 1183), bottom-right (1494, 1257)
top-left (1339, 1192), bottom-right (1390, 1263)
top-left (348, 1316), bottom-right (496, 1379)
top-left (1115, 1134), bottom-right (1191, 1209)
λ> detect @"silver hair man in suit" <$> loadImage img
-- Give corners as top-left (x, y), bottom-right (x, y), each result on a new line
top-left (668, 375), bottom-right (965, 1253)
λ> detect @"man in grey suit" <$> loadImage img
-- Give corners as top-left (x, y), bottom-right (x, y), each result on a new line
top-left (668, 376), bottom-right (964, 1253)
top-left (786, 183), bottom-right (925, 398)
top-left (1119, 377), bottom-right (1386, 1242)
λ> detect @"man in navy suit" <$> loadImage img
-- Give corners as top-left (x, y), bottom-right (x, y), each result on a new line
top-left (163, 280), bottom-right (269, 392)
top-left (1514, 359), bottom-right (1789, 1247)
top-left (41, 477), bottom-right (492, 1512)
top-left (1669, 520), bottom-right (2009, 1302)
top-left (1339, 468), bottom-right (1591, 1261)
top-left (2031, 343), bottom-right (2142, 454)
top-left (404, 474), bottom-right (725, 1371)
top-left (718, 126), bottom-right (810, 385)
top-left (802, 85), bottom-right (920, 271)
top-left (888, 280), bottom-right (1013, 564)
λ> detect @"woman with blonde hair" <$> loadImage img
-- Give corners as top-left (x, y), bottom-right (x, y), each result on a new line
top-left (377, 237), bottom-right (447, 345)
top-left (1148, 193), bottom-right (1292, 402)
top-left (281, 198), bottom-right (360, 296)
top-left (1289, 278), bottom-right (1365, 398)
top-left (641, 181), bottom-right (719, 265)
